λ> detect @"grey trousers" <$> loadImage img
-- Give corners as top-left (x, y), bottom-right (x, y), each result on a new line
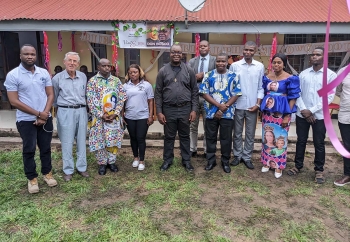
top-left (190, 95), bottom-right (206, 153)
top-left (232, 109), bottom-right (258, 161)
top-left (57, 107), bottom-right (88, 175)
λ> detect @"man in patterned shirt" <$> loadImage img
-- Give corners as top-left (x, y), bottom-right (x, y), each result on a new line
top-left (199, 53), bottom-right (242, 173)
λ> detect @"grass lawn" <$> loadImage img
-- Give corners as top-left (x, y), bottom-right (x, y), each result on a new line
top-left (0, 146), bottom-right (349, 241)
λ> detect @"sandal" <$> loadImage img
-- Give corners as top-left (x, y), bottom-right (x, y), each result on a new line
top-left (315, 171), bottom-right (325, 184)
top-left (287, 167), bottom-right (300, 176)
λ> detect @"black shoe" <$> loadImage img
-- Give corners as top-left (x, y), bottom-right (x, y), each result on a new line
top-left (98, 165), bottom-right (107, 175)
top-left (222, 163), bottom-right (231, 173)
top-left (205, 162), bottom-right (216, 171)
top-left (107, 163), bottom-right (118, 172)
top-left (191, 151), bottom-right (197, 157)
top-left (242, 159), bottom-right (254, 169)
top-left (183, 162), bottom-right (194, 172)
top-left (160, 162), bottom-right (171, 171)
top-left (203, 153), bottom-right (207, 159)
top-left (230, 156), bottom-right (241, 166)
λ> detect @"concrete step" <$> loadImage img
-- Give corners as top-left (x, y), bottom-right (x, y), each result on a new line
top-left (0, 137), bottom-right (338, 155)
top-left (0, 128), bottom-right (339, 145)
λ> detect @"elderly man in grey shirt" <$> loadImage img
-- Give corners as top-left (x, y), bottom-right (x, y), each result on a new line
top-left (52, 52), bottom-right (89, 181)
top-left (155, 44), bottom-right (198, 172)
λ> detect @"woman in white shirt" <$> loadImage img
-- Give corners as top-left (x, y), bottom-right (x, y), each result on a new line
top-left (123, 64), bottom-right (154, 170)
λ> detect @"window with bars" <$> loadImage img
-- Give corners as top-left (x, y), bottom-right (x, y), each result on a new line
top-left (284, 34), bottom-right (350, 73)
top-left (36, 31), bottom-right (45, 68)
top-left (124, 49), bottom-right (140, 73)
top-left (158, 52), bottom-right (171, 71)
top-left (90, 31), bottom-right (107, 73)
top-left (191, 33), bottom-right (209, 58)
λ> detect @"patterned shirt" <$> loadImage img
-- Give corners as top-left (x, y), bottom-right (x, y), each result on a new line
top-left (199, 69), bottom-right (242, 119)
top-left (86, 73), bottom-right (127, 151)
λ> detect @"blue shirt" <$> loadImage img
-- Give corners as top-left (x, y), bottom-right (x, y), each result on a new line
top-left (52, 70), bottom-right (87, 107)
top-left (197, 54), bottom-right (210, 73)
top-left (199, 69), bottom-right (242, 119)
top-left (4, 64), bottom-right (52, 122)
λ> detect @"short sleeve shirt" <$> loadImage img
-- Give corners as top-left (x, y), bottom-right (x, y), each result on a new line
top-left (4, 64), bottom-right (52, 122)
top-left (199, 69), bottom-right (242, 119)
top-left (123, 80), bottom-right (154, 120)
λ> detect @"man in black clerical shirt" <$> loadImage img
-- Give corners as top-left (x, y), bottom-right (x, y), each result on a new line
top-left (154, 44), bottom-right (198, 172)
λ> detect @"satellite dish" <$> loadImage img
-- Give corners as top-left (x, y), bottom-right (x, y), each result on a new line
top-left (178, 0), bottom-right (206, 12)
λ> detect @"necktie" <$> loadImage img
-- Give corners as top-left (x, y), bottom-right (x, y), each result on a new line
top-left (200, 57), bottom-right (206, 73)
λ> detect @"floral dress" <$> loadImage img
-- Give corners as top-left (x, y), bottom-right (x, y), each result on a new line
top-left (260, 75), bottom-right (300, 170)
top-left (86, 73), bottom-right (127, 152)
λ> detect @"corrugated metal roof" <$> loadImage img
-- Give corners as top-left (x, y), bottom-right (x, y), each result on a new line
top-left (0, 0), bottom-right (350, 23)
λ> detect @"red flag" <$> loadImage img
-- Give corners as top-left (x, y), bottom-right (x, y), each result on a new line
top-left (195, 33), bottom-right (200, 57)
top-left (268, 33), bottom-right (277, 71)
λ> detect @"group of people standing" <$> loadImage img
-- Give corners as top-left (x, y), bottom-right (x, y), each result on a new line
top-left (4, 44), bottom-right (154, 193)
top-left (155, 40), bottom-right (350, 186)
top-left (4, 40), bottom-right (350, 194)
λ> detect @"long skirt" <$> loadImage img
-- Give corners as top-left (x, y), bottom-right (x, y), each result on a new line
top-left (261, 112), bottom-right (290, 170)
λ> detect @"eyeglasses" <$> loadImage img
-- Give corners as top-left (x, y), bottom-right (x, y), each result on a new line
top-left (170, 51), bottom-right (182, 55)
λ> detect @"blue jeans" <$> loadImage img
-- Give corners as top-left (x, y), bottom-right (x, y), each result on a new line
top-left (16, 117), bottom-right (53, 180)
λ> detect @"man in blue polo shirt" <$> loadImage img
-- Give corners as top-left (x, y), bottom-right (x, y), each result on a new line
top-left (4, 44), bottom-right (57, 194)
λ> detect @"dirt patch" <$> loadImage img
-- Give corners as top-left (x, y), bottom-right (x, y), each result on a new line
top-left (2, 144), bottom-right (350, 241)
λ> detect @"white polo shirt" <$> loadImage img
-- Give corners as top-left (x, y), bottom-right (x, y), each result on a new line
top-left (123, 80), bottom-right (154, 120)
top-left (4, 64), bottom-right (52, 122)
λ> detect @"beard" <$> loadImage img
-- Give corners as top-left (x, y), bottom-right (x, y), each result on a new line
top-left (22, 60), bottom-right (35, 68)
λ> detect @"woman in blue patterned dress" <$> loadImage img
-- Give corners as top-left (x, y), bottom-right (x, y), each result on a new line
top-left (260, 53), bottom-right (301, 178)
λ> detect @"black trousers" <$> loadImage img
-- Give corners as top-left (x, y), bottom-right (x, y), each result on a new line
top-left (162, 104), bottom-right (191, 164)
top-left (338, 122), bottom-right (350, 176)
top-left (205, 118), bottom-right (233, 165)
top-left (294, 116), bottom-right (326, 172)
top-left (125, 118), bottom-right (149, 161)
top-left (16, 117), bottom-right (53, 180)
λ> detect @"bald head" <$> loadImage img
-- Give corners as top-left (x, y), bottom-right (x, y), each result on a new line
top-left (98, 58), bottom-right (110, 66)
top-left (97, 58), bottom-right (112, 78)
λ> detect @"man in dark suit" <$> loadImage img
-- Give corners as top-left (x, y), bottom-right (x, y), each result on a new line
top-left (187, 40), bottom-right (216, 158)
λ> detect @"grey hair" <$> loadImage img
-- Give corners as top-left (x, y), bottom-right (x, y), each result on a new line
top-left (245, 41), bottom-right (257, 47)
top-left (64, 52), bottom-right (80, 62)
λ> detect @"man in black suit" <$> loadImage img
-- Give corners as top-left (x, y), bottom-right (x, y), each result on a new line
top-left (187, 40), bottom-right (216, 158)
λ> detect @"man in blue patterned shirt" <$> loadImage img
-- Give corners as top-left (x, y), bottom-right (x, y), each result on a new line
top-left (199, 53), bottom-right (242, 173)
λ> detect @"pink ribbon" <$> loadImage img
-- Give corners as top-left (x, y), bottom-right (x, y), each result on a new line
top-left (317, 0), bottom-right (350, 158)
top-left (347, 0), bottom-right (350, 13)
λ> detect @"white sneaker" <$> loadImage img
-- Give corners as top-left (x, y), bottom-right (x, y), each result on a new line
top-left (261, 166), bottom-right (270, 173)
top-left (275, 170), bottom-right (283, 179)
top-left (132, 160), bottom-right (139, 168)
top-left (138, 162), bottom-right (145, 171)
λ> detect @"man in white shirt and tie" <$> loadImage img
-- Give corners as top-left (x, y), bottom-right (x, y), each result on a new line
top-left (229, 41), bottom-right (265, 169)
top-left (289, 47), bottom-right (337, 184)
top-left (188, 40), bottom-right (216, 158)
